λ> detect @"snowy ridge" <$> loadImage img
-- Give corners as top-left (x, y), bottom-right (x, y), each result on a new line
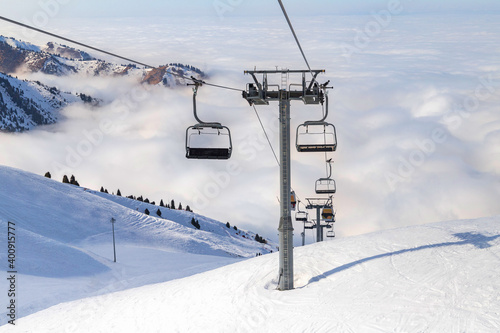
top-left (0, 165), bottom-right (274, 324)
top-left (5, 215), bottom-right (500, 332)
top-left (0, 36), bottom-right (41, 53)
top-left (0, 35), bottom-right (206, 131)
top-left (0, 72), bottom-right (80, 131)
top-left (0, 35), bottom-right (205, 83)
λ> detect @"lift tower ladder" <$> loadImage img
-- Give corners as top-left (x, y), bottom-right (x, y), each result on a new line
top-left (243, 69), bottom-right (325, 291)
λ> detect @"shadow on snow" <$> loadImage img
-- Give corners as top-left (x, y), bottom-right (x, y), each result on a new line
top-left (306, 232), bottom-right (500, 286)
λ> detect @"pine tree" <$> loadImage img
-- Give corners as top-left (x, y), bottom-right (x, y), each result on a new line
top-left (62, 175), bottom-right (70, 184)
top-left (160, 199), bottom-right (165, 207)
top-left (100, 186), bottom-right (105, 192)
top-left (156, 209), bottom-right (162, 217)
top-left (178, 202), bottom-right (183, 210)
top-left (144, 198), bottom-right (150, 204)
top-left (70, 175), bottom-right (76, 184)
top-left (145, 208), bottom-right (150, 215)
top-left (117, 189), bottom-right (122, 196)
top-left (226, 222), bottom-right (230, 228)
top-left (191, 218), bottom-right (200, 229)
top-left (185, 205), bottom-right (191, 212)
top-left (44, 172), bottom-right (51, 179)
top-left (171, 200), bottom-right (175, 210)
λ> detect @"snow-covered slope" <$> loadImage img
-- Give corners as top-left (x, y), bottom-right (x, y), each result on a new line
top-left (0, 35), bottom-right (206, 132)
top-left (0, 72), bottom-right (82, 131)
top-left (5, 215), bottom-right (500, 332)
top-left (0, 35), bottom-right (204, 83)
top-left (0, 165), bottom-right (274, 324)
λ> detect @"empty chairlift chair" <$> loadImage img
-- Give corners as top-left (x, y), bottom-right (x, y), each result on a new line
top-left (315, 159), bottom-right (336, 194)
top-left (186, 83), bottom-right (232, 160)
top-left (295, 210), bottom-right (308, 222)
top-left (295, 201), bottom-right (308, 222)
top-left (296, 93), bottom-right (337, 152)
top-left (326, 225), bottom-right (335, 238)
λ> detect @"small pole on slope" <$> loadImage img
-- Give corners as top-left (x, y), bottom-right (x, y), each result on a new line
top-left (111, 217), bottom-right (116, 262)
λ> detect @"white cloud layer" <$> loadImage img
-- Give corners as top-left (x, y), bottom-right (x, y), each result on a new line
top-left (0, 11), bottom-right (499, 244)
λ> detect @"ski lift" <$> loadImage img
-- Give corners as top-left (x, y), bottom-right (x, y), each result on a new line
top-left (303, 80), bottom-right (321, 104)
top-left (296, 92), bottom-right (337, 152)
top-left (244, 83), bottom-right (268, 105)
top-left (186, 82), bottom-right (232, 160)
top-left (295, 201), bottom-right (308, 221)
top-left (322, 207), bottom-right (334, 221)
top-left (315, 159), bottom-right (336, 194)
top-left (295, 211), bottom-right (308, 221)
top-left (326, 228), bottom-right (335, 238)
top-left (295, 200), bottom-right (309, 222)
top-left (291, 191), bottom-right (297, 210)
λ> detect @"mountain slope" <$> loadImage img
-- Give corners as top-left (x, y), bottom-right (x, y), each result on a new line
top-left (0, 72), bottom-right (84, 131)
top-left (0, 35), bottom-right (206, 132)
top-left (5, 215), bottom-right (500, 332)
top-left (0, 165), bottom-right (274, 323)
top-left (0, 35), bottom-right (204, 83)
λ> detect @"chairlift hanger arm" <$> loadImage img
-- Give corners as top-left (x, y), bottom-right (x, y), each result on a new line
top-left (327, 159), bottom-right (333, 178)
top-left (305, 92), bottom-right (330, 125)
top-left (189, 82), bottom-right (222, 127)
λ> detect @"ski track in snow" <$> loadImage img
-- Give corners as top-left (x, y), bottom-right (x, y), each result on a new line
top-left (0, 165), bottom-right (274, 326)
top-left (1, 167), bottom-right (500, 331)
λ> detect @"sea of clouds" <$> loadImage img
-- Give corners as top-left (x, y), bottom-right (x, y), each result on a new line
top-left (0, 1), bottom-right (499, 244)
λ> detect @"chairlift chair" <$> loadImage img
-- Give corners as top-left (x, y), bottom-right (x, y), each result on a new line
top-left (326, 229), bottom-right (335, 238)
top-left (296, 93), bottom-right (337, 152)
top-left (295, 210), bottom-right (308, 222)
top-left (322, 207), bottom-right (334, 221)
top-left (315, 159), bottom-right (336, 194)
top-left (291, 191), bottom-right (297, 211)
top-left (186, 83), bottom-right (232, 160)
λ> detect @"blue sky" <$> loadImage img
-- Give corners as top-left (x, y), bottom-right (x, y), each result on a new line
top-left (1, 0), bottom-right (500, 20)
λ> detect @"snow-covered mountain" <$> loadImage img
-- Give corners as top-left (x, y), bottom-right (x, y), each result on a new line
top-left (0, 165), bottom-right (274, 325)
top-left (0, 72), bottom-right (90, 131)
top-left (0, 35), bottom-right (206, 132)
top-left (0, 35), bottom-right (205, 83)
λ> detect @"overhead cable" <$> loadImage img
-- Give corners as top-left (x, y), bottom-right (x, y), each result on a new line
top-left (0, 15), bottom-right (242, 92)
top-left (276, 0), bottom-right (315, 78)
top-left (252, 104), bottom-right (280, 166)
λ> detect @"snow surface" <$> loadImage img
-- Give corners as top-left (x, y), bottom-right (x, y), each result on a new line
top-left (0, 166), bottom-right (274, 325)
top-left (0, 36), bottom-right (41, 53)
top-left (0, 72), bottom-right (79, 131)
top-left (1, 164), bottom-right (499, 332)
top-left (5, 215), bottom-right (500, 332)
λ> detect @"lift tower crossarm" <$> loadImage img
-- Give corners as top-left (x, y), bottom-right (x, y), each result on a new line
top-left (244, 69), bottom-right (325, 74)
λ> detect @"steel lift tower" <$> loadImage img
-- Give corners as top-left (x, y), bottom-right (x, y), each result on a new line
top-left (243, 69), bottom-right (325, 290)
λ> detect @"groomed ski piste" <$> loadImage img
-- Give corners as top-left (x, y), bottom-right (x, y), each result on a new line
top-left (0, 165), bottom-right (274, 328)
top-left (1, 165), bottom-right (500, 332)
